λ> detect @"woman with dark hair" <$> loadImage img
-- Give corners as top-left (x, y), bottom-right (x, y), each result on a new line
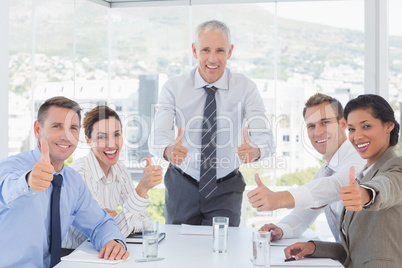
top-left (62, 105), bottom-right (163, 249)
top-left (284, 94), bottom-right (402, 268)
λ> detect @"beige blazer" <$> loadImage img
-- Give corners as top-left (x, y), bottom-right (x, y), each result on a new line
top-left (312, 147), bottom-right (402, 268)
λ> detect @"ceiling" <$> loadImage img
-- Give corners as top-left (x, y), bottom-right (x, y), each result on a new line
top-left (88, 0), bottom-right (278, 8)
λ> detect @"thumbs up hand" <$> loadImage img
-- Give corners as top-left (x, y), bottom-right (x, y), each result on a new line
top-left (247, 174), bottom-right (279, 211)
top-left (27, 140), bottom-right (54, 192)
top-left (237, 127), bottom-right (261, 163)
top-left (340, 166), bottom-right (370, 211)
top-left (248, 173), bottom-right (296, 211)
top-left (163, 127), bottom-right (188, 165)
top-left (136, 156), bottom-right (163, 198)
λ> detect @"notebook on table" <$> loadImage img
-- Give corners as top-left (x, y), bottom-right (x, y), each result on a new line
top-left (126, 232), bottom-right (166, 244)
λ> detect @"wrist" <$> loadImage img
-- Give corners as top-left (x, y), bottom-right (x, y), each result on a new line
top-left (26, 171), bottom-right (32, 187)
top-left (135, 183), bottom-right (148, 198)
top-left (278, 191), bottom-right (295, 209)
top-left (360, 187), bottom-right (372, 205)
top-left (114, 239), bottom-right (127, 250)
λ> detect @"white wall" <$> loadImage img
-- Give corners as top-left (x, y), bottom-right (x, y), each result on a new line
top-left (0, 2), bottom-right (9, 160)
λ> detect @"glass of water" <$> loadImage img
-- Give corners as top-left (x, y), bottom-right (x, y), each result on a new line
top-left (212, 216), bottom-right (229, 253)
top-left (142, 220), bottom-right (159, 258)
top-left (252, 231), bottom-right (271, 267)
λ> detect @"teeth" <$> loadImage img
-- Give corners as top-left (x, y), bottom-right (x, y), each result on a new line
top-left (357, 142), bottom-right (370, 148)
top-left (317, 139), bottom-right (329, 143)
top-left (207, 65), bottom-right (218, 69)
top-left (58, 144), bottom-right (69, 149)
top-left (105, 150), bottom-right (117, 154)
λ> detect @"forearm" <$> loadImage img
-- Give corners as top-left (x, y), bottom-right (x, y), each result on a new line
top-left (0, 171), bottom-right (34, 208)
top-left (310, 240), bottom-right (347, 263)
top-left (116, 190), bottom-right (150, 237)
top-left (277, 208), bottom-right (321, 239)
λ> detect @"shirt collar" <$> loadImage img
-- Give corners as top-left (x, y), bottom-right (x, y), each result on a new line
top-left (327, 139), bottom-right (352, 170)
top-left (194, 67), bottom-right (229, 90)
top-left (87, 149), bottom-right (118, 183)
top-left (88, 150), bottom-right (107, 183)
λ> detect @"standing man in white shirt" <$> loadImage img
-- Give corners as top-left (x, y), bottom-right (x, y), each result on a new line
top-left (248, 93), bottom-right (365, 242)
top-left (149, 20), bottom-right (275, 226)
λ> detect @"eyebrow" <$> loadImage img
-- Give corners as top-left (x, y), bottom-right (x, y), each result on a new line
top-left (51, 122), bottom-right (79, 128)
top-left (347, 120), bottom-right (369, 126)
top-left (307, 117), bottom-right (336, 125)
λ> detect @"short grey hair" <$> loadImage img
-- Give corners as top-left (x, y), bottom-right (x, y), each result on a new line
top-left (194, 20), bottom-right (232, 48)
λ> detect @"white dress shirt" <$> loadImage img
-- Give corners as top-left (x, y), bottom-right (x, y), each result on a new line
top-left (62, 150), bottom-right (152, 249)
top-left (277, 140), bottom-right (366, 239)
top-left (149, 67), bottom-right (275, 180)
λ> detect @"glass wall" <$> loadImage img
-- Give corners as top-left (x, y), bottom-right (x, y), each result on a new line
top-left (389, 0), bottom-right (402, 157)
top-left (8, 0), bottom-right (33, 155)
top-left (8, 0), bottom-right (366, 231)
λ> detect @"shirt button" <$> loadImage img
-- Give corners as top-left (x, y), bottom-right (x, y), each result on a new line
top-left (24, 189), bottom-right (27, 193)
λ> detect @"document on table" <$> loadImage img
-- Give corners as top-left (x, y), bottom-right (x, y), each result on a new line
top-left (180, 224), bottom-right (212, 236)
top-left (61, 240), bottom-right (129, 264)
top-left (271, 229), bottom-right (318, 246)
top-left (270, 246), bottom-right (341, 267)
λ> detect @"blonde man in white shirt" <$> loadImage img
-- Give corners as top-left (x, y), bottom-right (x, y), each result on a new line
top-left (62, 105), bottom-right (162, 250)
top-left (248, 93), bottom-right (366, 242)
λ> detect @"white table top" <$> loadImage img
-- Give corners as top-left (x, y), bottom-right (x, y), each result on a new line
top-left (56, 224), bottom-right (344, 268)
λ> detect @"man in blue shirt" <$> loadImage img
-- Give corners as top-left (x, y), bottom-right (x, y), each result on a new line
top-left (0, 96), bottom-right (129, 267)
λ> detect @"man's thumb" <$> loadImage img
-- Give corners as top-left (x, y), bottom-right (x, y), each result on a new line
top-left (40, 139), bottom-right (51, 164)
top-left (349, 166), bottom-right (358, 186)
top-left (145, 156), bottom-right (152, 167)
top-left (243, 127), bottom-right (250, 143)
top-left (176, 127), bottom-right (183, 145)
top-left (255, 173), bottom-right (263, 187)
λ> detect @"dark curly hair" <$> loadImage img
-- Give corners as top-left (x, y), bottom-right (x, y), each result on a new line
top-left (344, 94), bottom-right (400, 146)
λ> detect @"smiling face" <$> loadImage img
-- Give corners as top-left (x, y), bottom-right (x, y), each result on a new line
top-left (304, 101), bottom-right (347, 163)
top-left (34, 106), bottom-right (80, 172)
top-left (86, 117), bottom-right (123, 176)
top-left (192, 29), bottom-right (234, 84)
top-left (347, 108), bottom-right (394, 167)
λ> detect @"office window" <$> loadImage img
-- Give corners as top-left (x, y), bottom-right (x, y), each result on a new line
top-left (389, 0), bottom-right (402, 152)
top-left (9, 0), bottom-right (33, 155)
top-left (7, 0), bottom-right (365, 228)
top-left (110, 6), bottom-right (189, 173)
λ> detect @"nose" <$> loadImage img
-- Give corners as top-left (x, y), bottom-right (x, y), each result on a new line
top-left (208, 52), bottom-right (218, 63)
top-left (106, 135), bottom-right (116, 148)
top-left (314, 124), bottom-right (326, 136)
top-left (353, 128), bottom-right (363, 141)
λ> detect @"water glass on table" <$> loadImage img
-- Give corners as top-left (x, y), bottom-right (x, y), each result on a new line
top-left (142, 220), bottom-right (159, 258)
top-left (252, 231), bottom-right (271, 267)
top-left (212, 216), bottom-right (229, 253)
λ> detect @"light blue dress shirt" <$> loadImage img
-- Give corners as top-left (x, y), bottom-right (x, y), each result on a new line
top-left (0, 146), bottom-right (125, 268)
top-left (149, 67), bottom-right (275, 180)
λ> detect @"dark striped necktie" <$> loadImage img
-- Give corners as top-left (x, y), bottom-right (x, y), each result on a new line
top-left (323, 165), bottom-right (341, 243)
top-left (199, 86), bottom-right (218, 199)
top-left (50, 174), bottom-right (63, 268)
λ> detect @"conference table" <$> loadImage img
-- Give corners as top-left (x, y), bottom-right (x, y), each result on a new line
top-left (56, 224), bottom-right (344, 268)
